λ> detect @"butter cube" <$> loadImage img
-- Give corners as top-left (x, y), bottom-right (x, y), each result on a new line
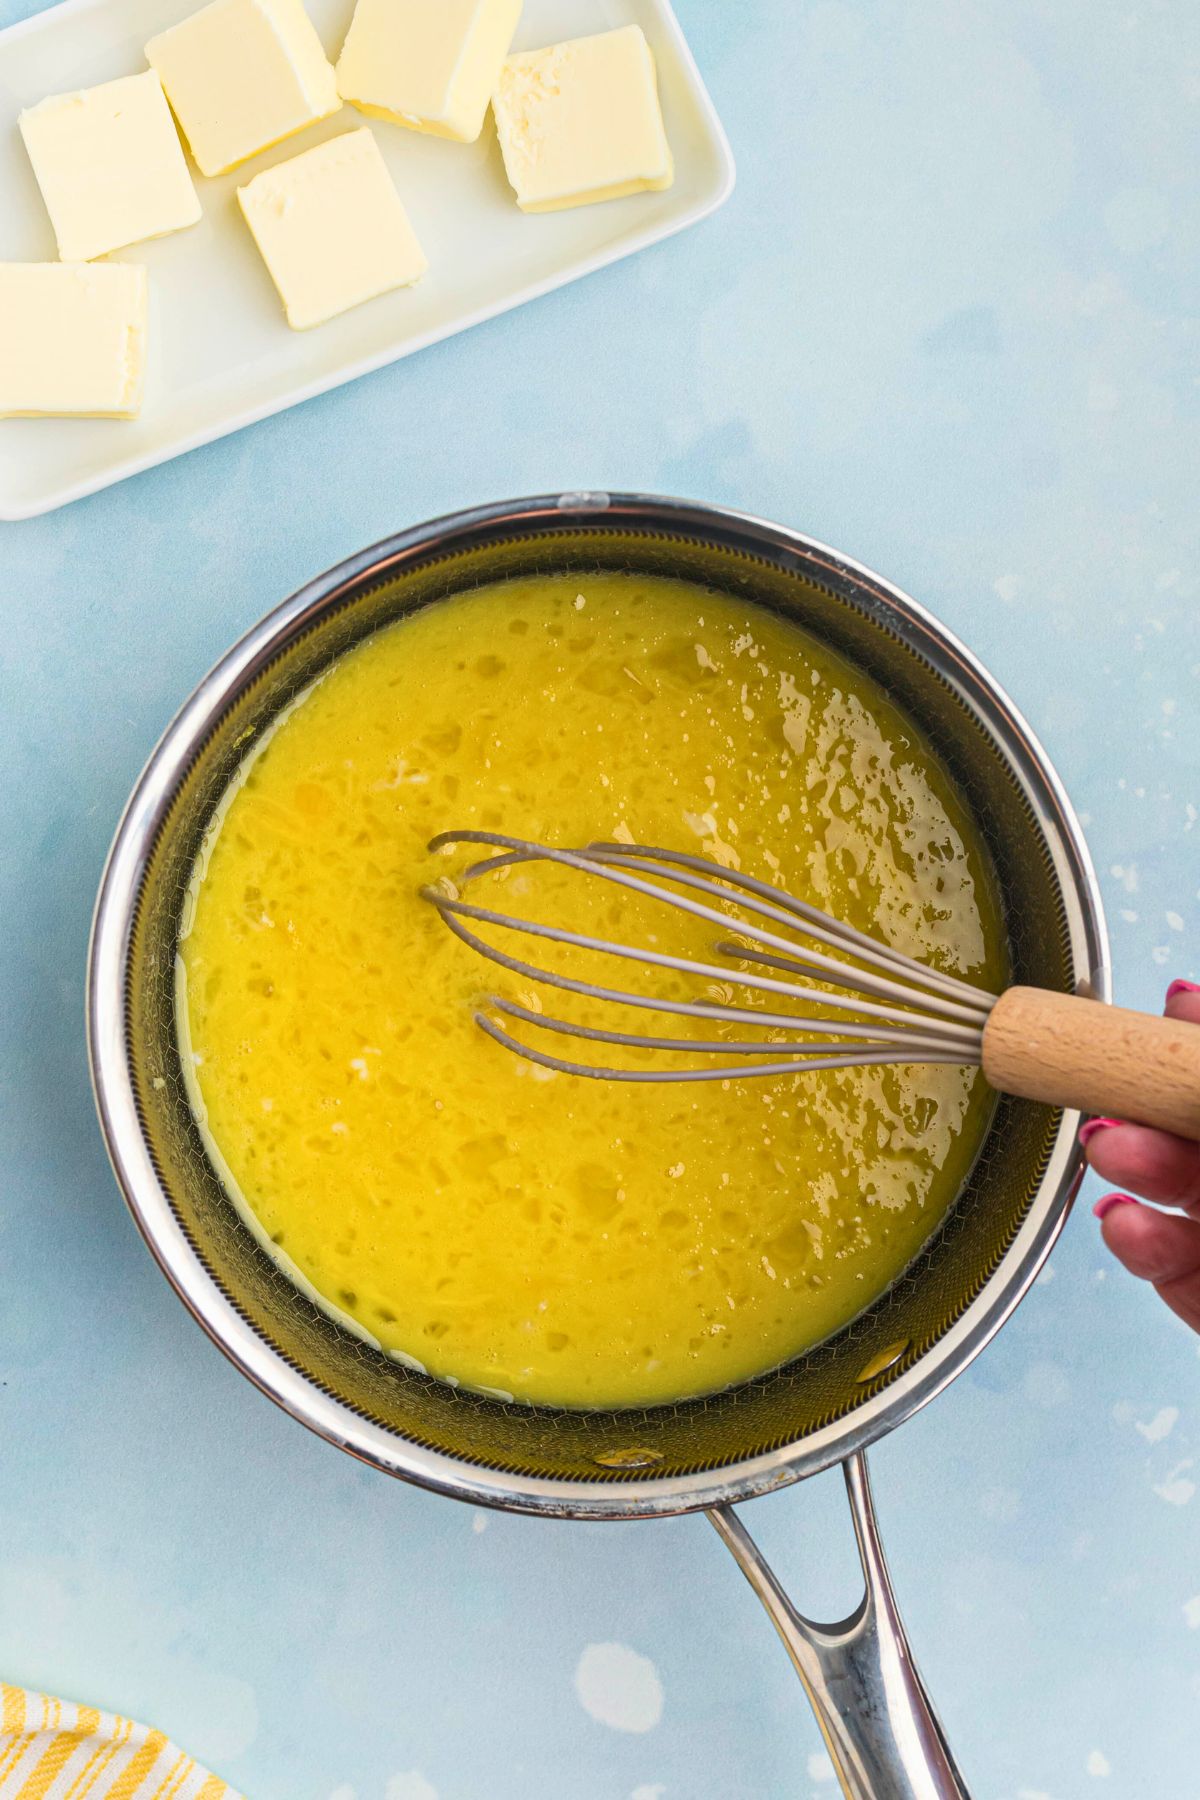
top-left (18, 72), bottom-right (200, 263)
top-left (238, 127), bottom-right (427, 329)
top-left (493, 25), bottom-right (673, 213)
top-left (0, 263), bottom-right (147, 417)
top-left (336, 0), bottom-right (521, 143)
top-left (146, 0), bottom-right (340, 177)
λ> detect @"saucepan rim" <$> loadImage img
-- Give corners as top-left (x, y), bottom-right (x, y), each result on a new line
top-left (87, 492), bottom-right (1109, 1519)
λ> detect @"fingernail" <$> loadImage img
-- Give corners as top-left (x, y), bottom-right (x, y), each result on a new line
top-left (1079, 1117), bottom-right (1121, 1147)
top-left (1167, 979), bottom-right (1200, 1001)
top-left (1093, 1193), bottom-right (1138, 1220)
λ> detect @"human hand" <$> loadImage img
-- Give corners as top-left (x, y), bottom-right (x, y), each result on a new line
top-left (1083, 980), bottom-right (1200, 1331)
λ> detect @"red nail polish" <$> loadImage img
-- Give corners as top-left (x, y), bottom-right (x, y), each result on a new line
top-left (1167, 979), bottom-right (1200, 1001)
top-left (1093, 1193), bottom-right (1138, 1220)
top-left (1080, 1117), bottom-right (1121, 1147)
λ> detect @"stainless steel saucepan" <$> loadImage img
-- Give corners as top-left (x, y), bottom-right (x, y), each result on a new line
top-left (88, 494), bottom-right (1107, 1799)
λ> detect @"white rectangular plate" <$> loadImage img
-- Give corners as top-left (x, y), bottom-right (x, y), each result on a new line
top-left (0, 0), bottom-right (733, 518)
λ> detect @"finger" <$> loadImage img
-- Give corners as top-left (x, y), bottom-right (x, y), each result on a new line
top-left (1096, 1194), bottom-right (1200, 1333)
top-left (1079, 979), bottom-right (1200, 1206)
top-left (1083, 1120), bottom-right (1200, 1211)
top-left (1165, 978), bottom-right (1200, 1027)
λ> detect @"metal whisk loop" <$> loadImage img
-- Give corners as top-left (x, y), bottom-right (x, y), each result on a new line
top-left (583, 842), bottom-right (992, 1013)
top-left (423, 831), bottom-right (998, 1083)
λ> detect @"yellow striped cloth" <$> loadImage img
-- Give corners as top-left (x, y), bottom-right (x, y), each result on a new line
top-left (0, 1686), bottom-right (241, 1800)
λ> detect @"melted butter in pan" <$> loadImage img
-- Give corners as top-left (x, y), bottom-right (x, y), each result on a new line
top-left (179, 574), bottom-right (1005, 1408)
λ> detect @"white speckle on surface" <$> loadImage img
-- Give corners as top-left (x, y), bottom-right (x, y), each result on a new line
top-left (1077, 271), bottom-right (1119, 315)
top-left (1086, 1750), bottom-right (1111, 1777)
top-left (980, 1486), bottom-right (1021, 1523)
top-left (1152, 945), bottom-right (1171, 966)
top-left (1119, 908), bottom-right (1138, 923)
top-left (631, 1787), bottom-right (666, 1800)
top-left (993, 574), bottom-right (1020, 603)
top-left (807, 1751), bottom-right (836, 1783)
top-left (801, 2), bottom-right (868, 56)
top-left (386, 1776), bottom-right (439, 1800)
top-left (1167, 911), bottom-right (1185, 932)
top-left (1184, 1595), bottom-right (1200, 1629)
top-left (1135, 1406), bottom-right (1179, 1443)
top-left (330, 1788), bottom-right (356, 1800)
top-left (1109, 862), bottom-right (1139, 893)
top-left (1023, 1362), bottom-right (1069, 1408)
top-left (575, 1643), bottom-right (664, 1733)
top-left (1017, 1788), bottom-right (1055, 1800)
top-left (471, 1512), bottom-right (488, 1534)
top-left (1086, 379), bottom-right (1119, 413)
top-left (1153, 1460), bottom-right (1196, 1506)
top-left (1104, 186), bottom-right (1171, 253)
top-left (1111, 1401), bottom-right (1135, 1425)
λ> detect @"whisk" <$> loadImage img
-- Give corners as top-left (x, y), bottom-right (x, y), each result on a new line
top-left (423, 832), bottom-right (1200, 1140)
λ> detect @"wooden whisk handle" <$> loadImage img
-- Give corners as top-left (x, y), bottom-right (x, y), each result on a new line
top-left (981, 986), bottom-right (1200, 1139)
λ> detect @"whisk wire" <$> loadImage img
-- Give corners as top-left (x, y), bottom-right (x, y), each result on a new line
top-left (425, 831), bottom-right (997, 1082)
top-left (435, 908), bottom-right (983, 1074)
top-left (452, 833), bottom-right (990, 1017)
top-left (585, 843), bottom-right (992, 1013)
top-left (429, 832), bottom-right (990, 1028)
top-left (489, 996), bottom-right (973, 1059)
top-left (433, 889), bottom-right (985, 1042)
top-left (475, 1011), bottom-right (971, 1085)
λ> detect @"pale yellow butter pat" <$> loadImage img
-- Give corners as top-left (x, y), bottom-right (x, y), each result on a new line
top-left (337, 0), bottom-right (521, 142)
top-left (19, 72), bottom-right (200, 263)
top-left (238, 127), bottom-right (427, 330)
top-left (0, 263), bottom-right (147, 417)
top-left (146, 0), bottom-right (340, 177)
top-left (493, 24), bottom-right (673, 213)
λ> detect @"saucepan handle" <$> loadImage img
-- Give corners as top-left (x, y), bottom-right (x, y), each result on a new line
top-left (708, 1451), bottom-right (969, 1800)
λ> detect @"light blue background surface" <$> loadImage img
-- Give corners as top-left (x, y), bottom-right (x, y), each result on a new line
top-left (1, 2), bottom-right (1197, 1796)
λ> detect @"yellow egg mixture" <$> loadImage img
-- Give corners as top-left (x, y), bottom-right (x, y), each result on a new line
top-left (179, 574), bottom-right (1005, 1408)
